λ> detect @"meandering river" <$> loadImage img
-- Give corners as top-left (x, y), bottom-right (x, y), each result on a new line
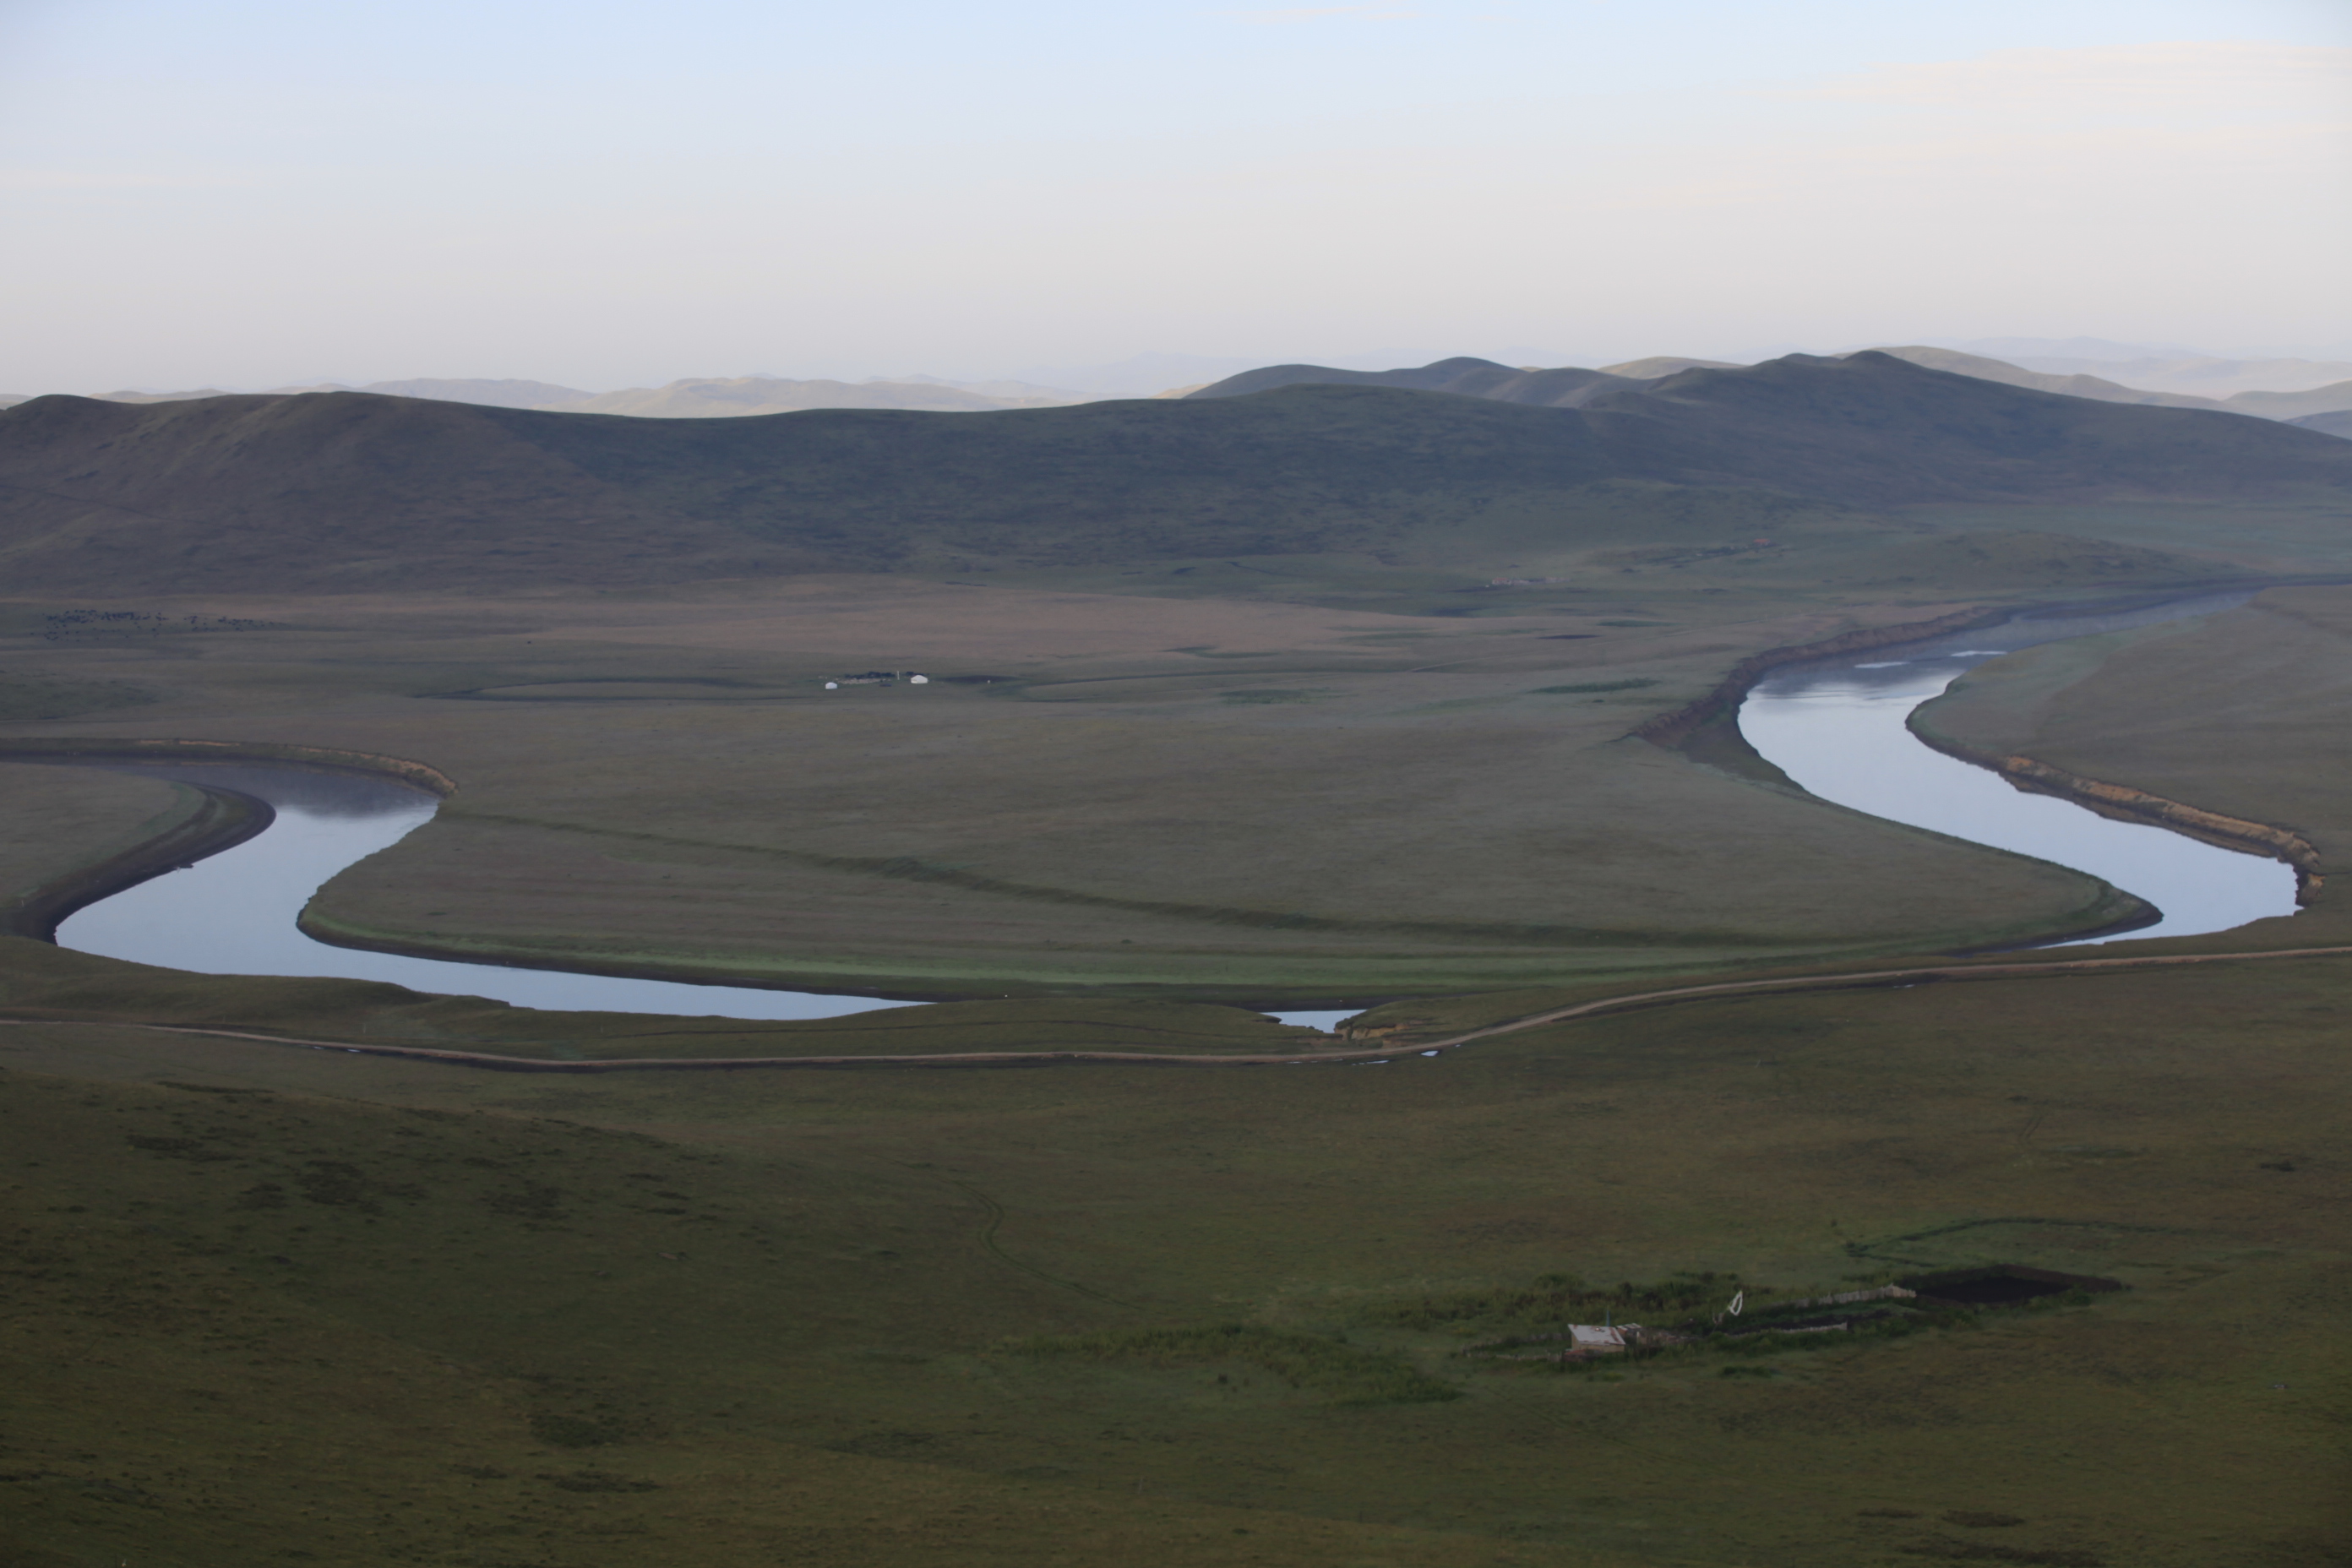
top-left (1738, 591), bottom-right (2297, 945)
top-left (53, 591), bottom-right (2298, 1023)
top-left (55, 763), bottom-right (923, 1021)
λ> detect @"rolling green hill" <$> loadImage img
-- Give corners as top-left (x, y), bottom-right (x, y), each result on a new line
top-left (3, 352), bottom-right (2346, 594)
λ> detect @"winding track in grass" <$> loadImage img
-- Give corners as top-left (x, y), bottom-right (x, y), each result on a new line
top-left (939, 1176), bottom-right (1134, 1304)
top-left (9, 943), bottom-right (2349, 1072)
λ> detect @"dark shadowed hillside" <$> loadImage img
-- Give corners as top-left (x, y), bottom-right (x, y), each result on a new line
top-left (2, 353), bottom-right (2346, 593)
top-left (0, 384), bottom-right (1618, 592)
top-left (1569, 352), bottom-right (2352, 505)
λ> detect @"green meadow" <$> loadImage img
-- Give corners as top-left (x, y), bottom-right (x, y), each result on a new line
top-left (2, 588), bottom-right (2348, 1564)
top-left (3, 940), bottom-right (2346, 1567)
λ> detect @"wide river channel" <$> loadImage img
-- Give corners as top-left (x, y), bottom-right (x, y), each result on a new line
top-left (56, 591), bottom-right (2299, 1027)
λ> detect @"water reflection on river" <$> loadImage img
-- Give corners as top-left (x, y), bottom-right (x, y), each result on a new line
top-left (57, 764), bottom-right (924, 1021)
top-left (1739, 592), bottom-right (2300, 944)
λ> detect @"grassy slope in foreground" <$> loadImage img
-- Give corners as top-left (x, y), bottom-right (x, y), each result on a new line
top-left (2, 943), bottom-right (2344, 1568)
top-left (1909, 583), bottom-right (2352, 956)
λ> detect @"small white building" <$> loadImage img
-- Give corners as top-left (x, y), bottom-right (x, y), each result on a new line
top-left (1569, 1324), bottom-right (1642, 1352)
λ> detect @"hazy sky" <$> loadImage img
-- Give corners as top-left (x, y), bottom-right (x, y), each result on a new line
top-left (3, 0), bottom-right (2347, 392)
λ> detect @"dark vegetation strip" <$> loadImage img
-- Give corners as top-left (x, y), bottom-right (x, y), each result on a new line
top-left (1838, 1217), bottom-right (2183, 1268)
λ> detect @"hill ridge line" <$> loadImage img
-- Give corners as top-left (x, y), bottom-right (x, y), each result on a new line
top-left (8, 352), bottom-right (2349, 594)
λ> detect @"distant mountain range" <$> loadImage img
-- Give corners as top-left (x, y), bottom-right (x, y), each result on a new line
top-left (15, 374), bottom-right (1094, 418)
top-left (4, 351), bottom-right (2347, 596)
top-left (1928, 337), bottom-right (2352, 395)
top-left (1941, 336), bottom-right (2212, 362)
top-left (1186, 347), bottom-right (2352, 423)
top-left (1836, 347), bottom-right (2352, 417)
top-left (327, 378), bottom-right (595, 411)
top-left (874, 373), bottom-right (1092, 401)
top-left (1003, 353), bottom-right (1273, 398)
top-left (561, 377), bottom-right (1086, 417)
top-left (65, 378), bottom-right (593, 411)
top-left (12, 343), bottom-right (2346, 424)
top-left (2014, 356), bottom-right (2352, 397)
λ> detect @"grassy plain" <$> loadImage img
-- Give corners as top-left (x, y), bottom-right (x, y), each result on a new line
top-left (8, 590), bottom-right (2349, 1562)
top-left (4, 946), bottom-right (2347, 1567)
top-left (1, 567), bottom-right (2160, 1005)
